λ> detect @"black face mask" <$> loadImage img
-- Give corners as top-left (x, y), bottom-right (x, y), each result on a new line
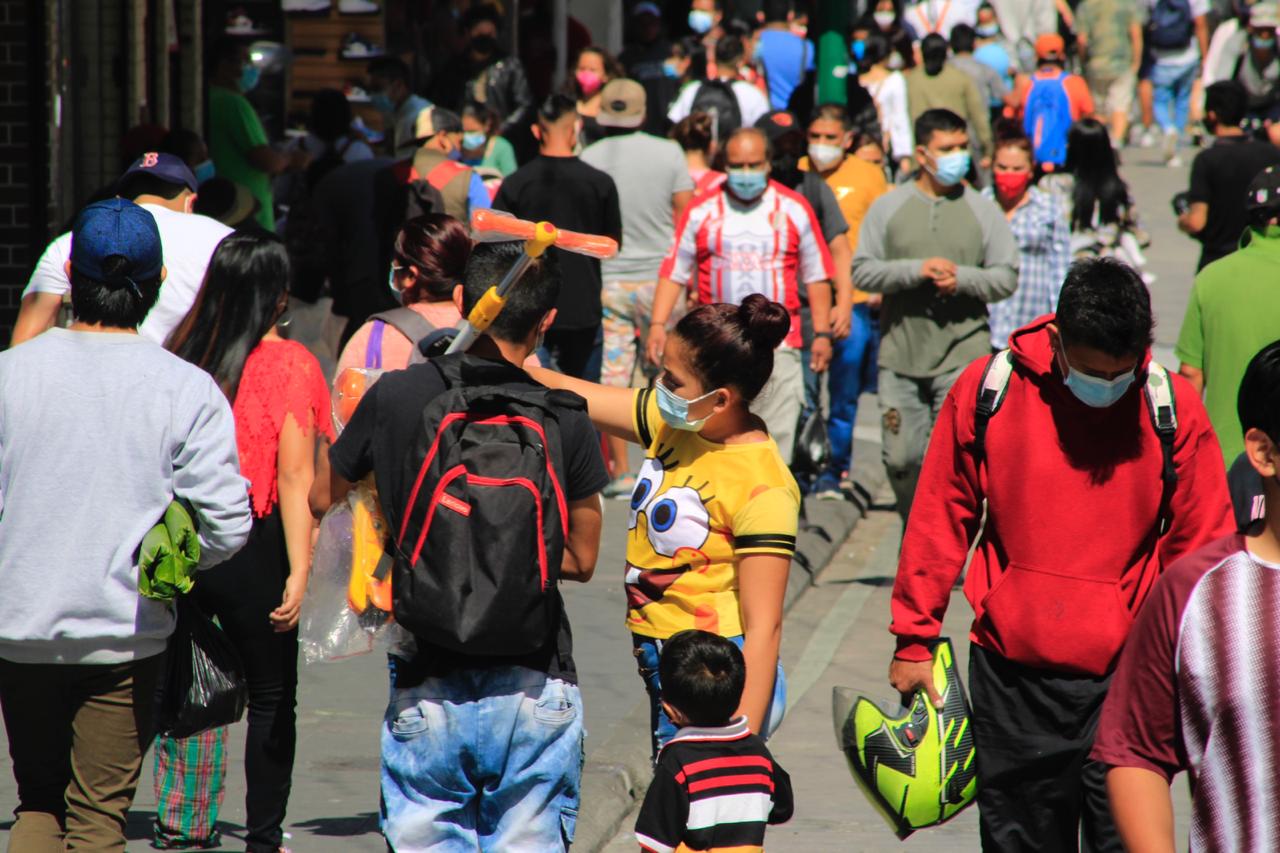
top-left (470, 35), bottom-right (498, 58)
top-left (771, 152), bottom-right (803, 189)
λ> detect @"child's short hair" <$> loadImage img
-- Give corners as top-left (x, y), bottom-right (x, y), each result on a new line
top-left (659, 630), bottom-right (746, 728)
top-left (1238, 339), bottom-right (1280, 443)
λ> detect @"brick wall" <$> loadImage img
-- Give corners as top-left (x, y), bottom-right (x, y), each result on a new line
top-left (0, 0), bottom-right (44, 344)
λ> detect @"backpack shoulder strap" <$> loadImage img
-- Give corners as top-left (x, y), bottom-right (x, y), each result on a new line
top-left (1142, 360), bottom-right (1179, 536)
top-left (368, 307), bottom-right (437, 346)
top-left (973, 349), bottom-right (1015, 463)
top-left (426, 160), bottom-right (469, 190)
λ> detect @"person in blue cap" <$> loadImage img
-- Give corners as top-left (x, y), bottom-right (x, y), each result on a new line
top-left (0, 198), bottom-right (251, 852)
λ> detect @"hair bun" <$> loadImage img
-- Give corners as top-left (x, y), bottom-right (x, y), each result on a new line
top-left (737, 294), bottom-right (790, 350)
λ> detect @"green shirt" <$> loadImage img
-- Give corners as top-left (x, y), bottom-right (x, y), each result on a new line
top-left (852, 183), bottom-right (1019, 377)
top-left (1174, 229), bottom-right (1280, 463)
top-left (481, 135), bottom-right (518, 177)
top-left (1075, 0), bottom-right (1141, 82)
top-left (208, 85), bottom-right (273, 229)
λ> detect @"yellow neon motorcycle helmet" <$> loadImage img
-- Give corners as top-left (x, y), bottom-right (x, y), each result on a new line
top-left (832, 638), bottom-right (978, 839)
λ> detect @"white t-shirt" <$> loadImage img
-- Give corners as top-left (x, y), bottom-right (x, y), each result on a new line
top-left (667, 78), bottom-right (772, 129)
top-left (23, 204), bottom-right (232, 345)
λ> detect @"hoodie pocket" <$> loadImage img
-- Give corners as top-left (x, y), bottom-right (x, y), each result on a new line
top-left (978, 562), bottom-right (1132, 675)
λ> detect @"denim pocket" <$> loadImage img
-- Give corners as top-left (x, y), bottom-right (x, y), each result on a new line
top-left (533, 691), bottom-right (577, 726)
top-left (560, 805), bottom-right (578, 846)
top-left (389, 704), bottom-right (428, 740)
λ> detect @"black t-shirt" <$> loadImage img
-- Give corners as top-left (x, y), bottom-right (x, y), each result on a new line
top-left (1187, 136), bottom-right (1280, 269)
top-left (1227, 451), bottom-right (1266, 533)
top-left (493, 155), bottom-right (623, 330)
top-left (328, 355), bottom-right (610, 684)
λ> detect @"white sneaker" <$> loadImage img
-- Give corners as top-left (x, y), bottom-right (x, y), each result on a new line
top-left (281, 0), bottom-right (331, 12)
top-left (1161, 128), bottom-right (1179, 163)
top-left (338, 0), bottom-right (380, 13)
top-left (1139, 127), bottom-right (1157, 148)
top-left (1167, 153), bottom-right (1184, 168)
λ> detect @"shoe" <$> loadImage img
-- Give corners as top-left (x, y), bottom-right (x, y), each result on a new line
top-left (345, 84), bottom-right (371, 102)
top-left (338, 0), bottom-right (380, 12)
top-left (602, 473), bottom-right (637, 500)
top-left (1167, 153), bottom-right (1183, 168)
top-left (814, 487), bottom-right (844, 501)
top-left (1161, 128), bottom-right (1179, 163)
top-left (224, 8), bottom-right (269, 35)
top-left (341, 32), bottom-right (384, 59)
top-left (1139, 127), bottom-right (1157, 148)
top-left (282, 0), bottom-right (331, 11)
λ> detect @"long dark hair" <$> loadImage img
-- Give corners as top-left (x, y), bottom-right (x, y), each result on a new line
top-left (1063, 119), bottom-right (1131, 231)
top-left (394, 214), bottom-right (473, 304)
top-left (167, 229), bottom-right (290, 402)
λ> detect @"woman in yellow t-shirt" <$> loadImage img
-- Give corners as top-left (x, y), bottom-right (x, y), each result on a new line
top-left (531, 294), bottom-right (800, 755)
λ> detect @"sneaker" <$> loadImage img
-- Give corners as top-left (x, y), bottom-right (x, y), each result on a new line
top-left (814, 487), bottom-right (844, 501)
top-left (1139, 126), bottom-right (1157, 149)
top-left (1161, 128), bottom-right (1179, 163)
top-left (340, 32), bottom-right (384, 59)
top-left (224, 9), bottom-right (268, 35)
top-left (281, 0), bottom-right (331, 11)
top-left (1167, 153), bottom-right (1183, 168)
top-left (338, 0), bottom-right (380, 12)
top-left (602, 473), bottom-right (637, 500)
top-left (344, 84), bottom-right (371, 103)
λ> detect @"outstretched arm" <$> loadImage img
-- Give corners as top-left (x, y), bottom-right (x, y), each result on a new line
top-left (527, 366), bottom-right (640, 444)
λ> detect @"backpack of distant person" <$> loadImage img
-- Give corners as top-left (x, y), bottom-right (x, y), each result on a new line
top-left (404, 159), bottom-right (469, 221)
top-left (972, 351), bottom-right (1180, 534)
top-left (390, 353), bottom-right (583, 656)
top-left (363, 307), bottom-right (439, 369)
top-left (1148, 0), bottom-right (1195, 51)
top-left (1022, 73), bottom-right (1072, 168)
top-left (691, 79), bottom-right (744, 144)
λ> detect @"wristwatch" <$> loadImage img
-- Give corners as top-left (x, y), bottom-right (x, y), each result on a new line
top-left (814, 331), bottom-right (834, 340)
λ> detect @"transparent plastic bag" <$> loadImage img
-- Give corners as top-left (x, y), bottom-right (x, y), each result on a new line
top-left (299, 483), bottom-right (393, 664)
top-left (331, 366), bottom-right (383, 436)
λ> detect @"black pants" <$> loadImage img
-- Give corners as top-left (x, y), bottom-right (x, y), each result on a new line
top-left (196, 509), bottom-right (298, 853)
top-left (542, 325), bottom-right (602, 382)
top-left (968, 645), bottom-right (1122, 853)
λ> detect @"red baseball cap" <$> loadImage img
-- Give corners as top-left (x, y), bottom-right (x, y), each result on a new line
top-left (1035, 33), bottom-right (1066, 61)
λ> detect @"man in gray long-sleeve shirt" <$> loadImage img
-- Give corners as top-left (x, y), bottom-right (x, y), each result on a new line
top-left (0, 200), bottom-right (251, 851)
top-left (853, 108), bottom-right (1018, 525)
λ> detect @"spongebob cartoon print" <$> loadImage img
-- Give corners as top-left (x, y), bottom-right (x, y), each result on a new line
top-left (625, 445), bottom-right (716, 620)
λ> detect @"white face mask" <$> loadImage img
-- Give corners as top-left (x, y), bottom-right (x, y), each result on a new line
top-left (808, 142), bottom-right (844, 168)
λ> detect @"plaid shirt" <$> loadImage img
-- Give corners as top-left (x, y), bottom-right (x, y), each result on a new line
top-left (981, 185), bottom-right (1071, 349)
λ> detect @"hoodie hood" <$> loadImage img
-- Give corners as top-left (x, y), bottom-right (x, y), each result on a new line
top-left (1008, 314), bottom-right (1153, 382)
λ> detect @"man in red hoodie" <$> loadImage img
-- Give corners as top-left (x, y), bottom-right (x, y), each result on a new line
top-left (887, 257), bottom-right (1232, 849)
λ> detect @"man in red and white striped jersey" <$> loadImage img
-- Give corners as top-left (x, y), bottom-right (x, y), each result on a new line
top-left (647, 127), bottom-right (835, 464)
top-left (1093, 339), bottom-right (1280, 852)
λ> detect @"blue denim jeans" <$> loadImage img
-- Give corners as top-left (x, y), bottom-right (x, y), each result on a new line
top-left (631, 634), bottom-right (786, 758)
top-left (1151, 58), bottom-right (1197, 136)
top-left (380, 664), bottom-right (584, 852)
top-left (816, 304), bottom-right (879, 492)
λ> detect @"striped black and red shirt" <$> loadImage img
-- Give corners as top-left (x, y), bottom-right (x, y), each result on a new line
top-left (635, 717), bottom-right (793, 853)
top-left (1093, 534), bottom-right (1280, 850)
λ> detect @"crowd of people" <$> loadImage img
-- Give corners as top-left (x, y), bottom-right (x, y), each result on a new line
top-left (4, 0), bottom-right (1280, 851)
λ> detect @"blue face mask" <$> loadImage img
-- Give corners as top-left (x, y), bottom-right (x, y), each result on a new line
top-left (655, 381), bottom-right (720, 431)
top-left (928, 150), bottom-right (971, 186)
top-left (1063, 364), bottom-right (1136, 408)
top-left (662, 60), bottom-right (681, 78)
top-left (462, 131), bottom-right (487, 149)
top-left (370, 92), bottom-right (394, 114)
top-left (689, 9), bottom-right (714, 33)
top-left (1252, 34), bottom-right (1277, 51)
top-left (726, 168), bottom-right (768, 201)
top-left (976, 22), bottom-right (1000, 38)
top-left (850, 39), bottom-right (867, 61)
top-left (239, 64), bottom-right (260, 94)
top-left (193, 160), bottom-right (216, 185)
top-left (388, 265), bottom-right (405, 305)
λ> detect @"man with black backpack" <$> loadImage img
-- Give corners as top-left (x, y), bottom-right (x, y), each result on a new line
top-left (667, 34), bottom-right (770, 134)
top-left (328, 240), bottom-right (607, 852)
top-left (1140, 0), bottom-right (1211, 167)
top-left (885, 257), bottom-right (1232, 849)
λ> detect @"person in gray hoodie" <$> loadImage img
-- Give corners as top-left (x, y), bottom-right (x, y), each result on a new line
top-left (0, 199), bottom-right (251, 852)
top-left (853, 108), bottom-right (1019, 526)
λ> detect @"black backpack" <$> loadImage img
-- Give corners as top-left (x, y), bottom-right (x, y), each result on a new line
top-left (390, 353), bottom-right (585, 656)
top-left (690, 79), bottom-right (743, 144)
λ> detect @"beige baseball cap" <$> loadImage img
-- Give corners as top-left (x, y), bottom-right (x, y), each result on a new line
top-left (596, 79), bottom-right (646, 129)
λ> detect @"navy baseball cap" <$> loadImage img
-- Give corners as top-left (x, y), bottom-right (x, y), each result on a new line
top-left (70, 198), bottom-right (163, 285)
top-left (119, 152), bottom-right (198, 193)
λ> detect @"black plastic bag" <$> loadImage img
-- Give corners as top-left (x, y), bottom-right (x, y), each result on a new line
top-left (156, 595), bottom-right (248, 738)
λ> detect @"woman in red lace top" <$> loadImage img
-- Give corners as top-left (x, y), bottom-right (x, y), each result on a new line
top-left (157, 229), bottom-right (333, 853)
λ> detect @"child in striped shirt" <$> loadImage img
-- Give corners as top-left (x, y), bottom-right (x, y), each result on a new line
top-left (635, 631), bottom-right (793, 853)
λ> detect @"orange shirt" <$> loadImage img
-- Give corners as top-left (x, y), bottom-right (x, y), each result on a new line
top-left (800, 153), bottom-right (890, 303)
